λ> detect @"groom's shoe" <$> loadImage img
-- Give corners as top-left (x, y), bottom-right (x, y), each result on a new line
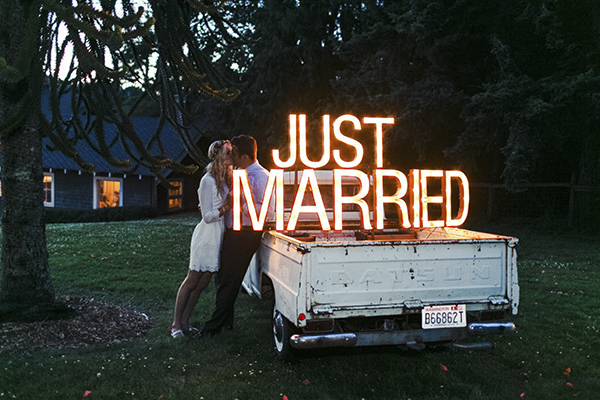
top-left (196, 329), bottom-right (218, 339)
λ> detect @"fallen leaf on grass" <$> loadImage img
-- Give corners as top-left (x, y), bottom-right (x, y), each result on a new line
top-left (520, 393), bottom-right (525, 397)
top-left (441, 364), bottom-right (448, 371)
top-left (567, 382), bottom-right (573, 388)
top-left (84, 391), bottom-right (92, 397)
top-left (564, 367), bottom-right (571, 376)
top-left (302, 379), bottom-right (310, 385)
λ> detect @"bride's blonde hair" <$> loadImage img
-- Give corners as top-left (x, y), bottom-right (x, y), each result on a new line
top-left (206, 140), bottom-right (232, 197)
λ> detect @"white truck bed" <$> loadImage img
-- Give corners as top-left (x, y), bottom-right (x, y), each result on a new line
top-left (243, 226), bottom-right (519, 359)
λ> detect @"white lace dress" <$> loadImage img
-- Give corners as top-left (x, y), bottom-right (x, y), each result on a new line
top-left (188, 174), bottom-right (229, 272)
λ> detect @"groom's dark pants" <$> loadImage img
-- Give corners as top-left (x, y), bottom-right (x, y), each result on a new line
top-left (202, 228), bottom-right (263, 334)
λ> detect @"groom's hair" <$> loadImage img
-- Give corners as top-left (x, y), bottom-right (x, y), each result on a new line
top-left (231, 134), bottom-right (257, 161)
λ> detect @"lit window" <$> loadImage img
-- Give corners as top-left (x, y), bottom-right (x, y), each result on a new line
top-left (94, 177), bottom-right (122, 209)
top-left (43, 173), bottom-right (54, 207)
top-left (168, 180), bottom-right (183, 210)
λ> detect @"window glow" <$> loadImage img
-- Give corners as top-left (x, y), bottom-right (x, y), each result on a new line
top-left (168, 180), bottom-right (183, 210)
top-left (43, 174), bottom-right (54, 207)
top-left (96, 178), bottom-right (121, 208)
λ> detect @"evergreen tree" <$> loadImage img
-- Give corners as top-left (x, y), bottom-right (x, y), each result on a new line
top-left (217, 1), bottom-right (599, 189)
top-left (205, 0), bottom-right (351, 166)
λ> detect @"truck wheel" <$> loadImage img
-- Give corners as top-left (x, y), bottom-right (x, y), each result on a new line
top-left (272, 307), bottom-right (296, 361)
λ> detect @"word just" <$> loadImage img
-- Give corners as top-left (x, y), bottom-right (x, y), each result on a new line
top-left (232, 114), bottom-right (470, 231)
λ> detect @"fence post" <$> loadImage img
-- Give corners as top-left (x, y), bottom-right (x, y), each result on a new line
top-left (486, 184), bottom-right (494, 221)
top-left (568, 173), bottom-right (576, 228)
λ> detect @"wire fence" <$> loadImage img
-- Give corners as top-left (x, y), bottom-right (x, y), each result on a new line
top-left (469, 180), bottom-right (600, 227)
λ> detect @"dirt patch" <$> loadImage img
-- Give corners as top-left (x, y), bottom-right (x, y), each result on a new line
top-left (0, 296), bottom-right (154, 353)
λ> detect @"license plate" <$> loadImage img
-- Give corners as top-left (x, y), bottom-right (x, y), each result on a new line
top-left (422, 305), bottom-right (466, 329)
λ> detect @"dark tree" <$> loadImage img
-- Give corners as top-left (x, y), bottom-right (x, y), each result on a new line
top-left (209, 1), bottom-right (599, 191)
top-left (0, 0), bottom-right (247, 321)
top-left (203, 0), bottom-right (353, 166)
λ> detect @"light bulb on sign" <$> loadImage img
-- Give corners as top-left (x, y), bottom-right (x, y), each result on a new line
top-left (334, 169), bottom-right (372, 230)
top-left (272, 114), bottom-right (298, 168)
top-left (286, 169), bottom-right (330, 231)
top-left (420, 170), bottom-right (445, 228)
top-left (299, 115), bottom-right (330, 168)
top-left (445, 170), bottom-right (470, 226)
top-left (375, 169), bottom-right (411, 229)
top-left (332, 115), bottom-right (364, 168)
top-left (363, 117), bottom-right (394, 168)
top-left (232, 169), bottom-right (283, 230)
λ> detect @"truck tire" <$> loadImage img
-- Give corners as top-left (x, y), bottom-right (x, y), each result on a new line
top-left (272, 306), bottom-right (296, 361)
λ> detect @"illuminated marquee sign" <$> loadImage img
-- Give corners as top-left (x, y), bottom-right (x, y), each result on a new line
top-left (233, 114), bottom-right (470, 231)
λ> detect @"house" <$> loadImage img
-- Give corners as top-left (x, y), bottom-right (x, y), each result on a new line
top-left (36, 88), bottom-right (213, 215)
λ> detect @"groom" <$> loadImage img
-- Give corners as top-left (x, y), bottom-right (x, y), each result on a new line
top-left (200, 134), bottom-right (273, 335)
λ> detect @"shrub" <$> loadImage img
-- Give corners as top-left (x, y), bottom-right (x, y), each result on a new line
top-left (43, 206), bottom-right (159, 224)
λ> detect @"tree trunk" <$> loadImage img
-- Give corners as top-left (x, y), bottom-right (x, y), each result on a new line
top-left (0, 112), bottom-right (57, 318)
top-left (0, 1), bottom-right (65, 321)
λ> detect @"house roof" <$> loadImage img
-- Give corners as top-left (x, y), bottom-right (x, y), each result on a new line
top-left (42, 116), bottom-right (208, 176)
top-left (41, 87), bottom-right (209, 176)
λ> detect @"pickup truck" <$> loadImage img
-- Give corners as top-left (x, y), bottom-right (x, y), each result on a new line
top-left (242, 172), bottom-right (519, 360)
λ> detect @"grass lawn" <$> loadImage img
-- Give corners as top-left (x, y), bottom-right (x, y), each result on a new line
top-left (1, 214), bottom-right (599, 399)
